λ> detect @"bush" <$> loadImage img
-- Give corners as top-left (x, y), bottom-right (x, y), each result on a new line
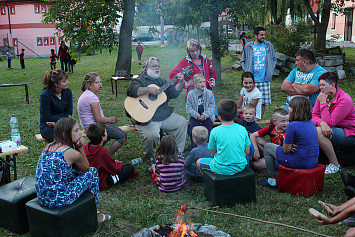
top-left (267, 20), bottom-right (314, 57)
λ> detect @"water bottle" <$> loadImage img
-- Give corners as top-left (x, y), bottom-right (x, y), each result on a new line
top-left (10, 114), bottom-right (21, 148)
top-left (131, 157), bottom-right (144, 165)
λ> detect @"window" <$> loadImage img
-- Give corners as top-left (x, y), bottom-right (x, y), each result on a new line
top-left (3, 38), bottom-right (8, 46)
top-left (34, 5), bottom-right (40, 13)
top-left (1, 8), bottom-right (5, 15)
top-left (13, 38), bottom-right (18, 46)
top-left (10, 7), bottom-right (15, 14)
top-left (41, 5), bottom-right (46, 13)
top-left (43, 37), bottom-right (49, 45)
top-left (50, 37), bottom-right (55, 45)
top-left (331, 12), bottom-right (337, 30)
top-left (37, 37), bottom-right (42, 46)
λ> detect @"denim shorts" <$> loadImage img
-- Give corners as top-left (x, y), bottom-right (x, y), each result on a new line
top-left (330, 127), bottom-right (355, 147)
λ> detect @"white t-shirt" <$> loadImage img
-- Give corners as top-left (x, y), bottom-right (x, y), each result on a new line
top-left (77, 90), bottom-right (104, 130)
top-left (240, 87), bottom-right (262, 119)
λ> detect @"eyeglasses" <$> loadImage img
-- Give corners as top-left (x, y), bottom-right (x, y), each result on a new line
top-left (319, 83), bottom-right (331, 87)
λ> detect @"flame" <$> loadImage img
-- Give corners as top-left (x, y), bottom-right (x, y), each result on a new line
top-left (169, 209), bottom-right (197, 237)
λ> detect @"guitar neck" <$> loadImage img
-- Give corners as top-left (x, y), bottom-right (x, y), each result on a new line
top-left (158, 77), bottom-right (178, 94)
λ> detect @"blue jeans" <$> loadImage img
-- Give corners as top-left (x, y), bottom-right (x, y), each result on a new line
top-left (330, 127), bottom-right (355, 147)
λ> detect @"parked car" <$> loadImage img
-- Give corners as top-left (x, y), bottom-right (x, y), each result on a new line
top-left (158, 33), bottom-right (167, 40)
top-left (133, 33), bottom-right (153, 42)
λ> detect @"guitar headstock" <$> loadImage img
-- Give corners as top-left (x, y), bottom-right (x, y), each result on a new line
top-left (181, 65), bottom-right (194, 75)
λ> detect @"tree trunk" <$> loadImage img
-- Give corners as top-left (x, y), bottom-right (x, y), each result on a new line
top-left (210, 8), bottom-right (222, 85)
top-left (160, 15), bottom-right (165, 45)
top-left (115, 0), bottom-right (135, 75)
top-left (317, 0), bottom-right (331, 49)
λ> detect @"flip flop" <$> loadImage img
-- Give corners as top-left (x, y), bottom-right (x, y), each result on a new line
top-left (98, 213), bottom-right (111, 224)
top-left (309, 208), bottom-right (327, 219)
top-left (318, 201), bottom-right (334, 215)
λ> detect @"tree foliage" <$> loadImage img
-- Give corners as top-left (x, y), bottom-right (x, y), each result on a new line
top-left (42, 0), bottom-right (123, 54)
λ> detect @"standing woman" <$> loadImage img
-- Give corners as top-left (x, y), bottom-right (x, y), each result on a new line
top-left (169, 39), bottom-right (216, 98)
top-left (35, 118), bottom-right (110, 223)
top-left (40, 69), bottom-right (73, 142)
top-left (312, 72), bottom-right (355, 174)
top-left (77, 72), bottom-right (127, 156)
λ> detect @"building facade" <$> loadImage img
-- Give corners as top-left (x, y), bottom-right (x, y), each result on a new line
top-left (326, 1), bottom-right (354, 42)
top-left (0, 0), bottom-right (60, 57)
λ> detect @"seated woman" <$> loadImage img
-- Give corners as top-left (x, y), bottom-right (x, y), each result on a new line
top-left (312, 72), bottom-right (355, 174)
top-left (40, 69), bottom-right (72, 142)
top-left (77, 72), bottom-right (127, 156)
top-left (35, 118), bottom-right (110, 223)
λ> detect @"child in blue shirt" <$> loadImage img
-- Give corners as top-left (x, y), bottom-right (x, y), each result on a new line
top-left (184, 126), bottom-right (212, 182)
top-left (197, 99), bottom-right (250, 175)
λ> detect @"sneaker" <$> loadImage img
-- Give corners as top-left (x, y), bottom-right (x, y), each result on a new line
top-left (344, 215), bottom-right (355, 226)
top-left (325, 163), bottom-right (340, 174)
top-left (258, 178), bottom-right (277, 189)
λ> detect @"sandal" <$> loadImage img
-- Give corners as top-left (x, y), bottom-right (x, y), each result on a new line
top-left (318, 201), bottom-right (334, 215)
top-left (97, 213), bottom-right (111, 224)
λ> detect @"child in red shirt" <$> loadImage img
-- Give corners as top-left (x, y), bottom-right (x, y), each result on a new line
top-left (50, 49), bottom-right (58, 70)
top-left (84, 123), bottom-right (137, 190)
top-left (250, 108), bottom-right (289, 172)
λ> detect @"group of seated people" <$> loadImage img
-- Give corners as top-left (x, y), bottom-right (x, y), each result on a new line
top-left (35, 38), bottom-right (355, 230)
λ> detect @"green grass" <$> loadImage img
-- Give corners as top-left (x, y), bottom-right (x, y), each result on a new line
top-left (0, 45), bottom-right (355, 236)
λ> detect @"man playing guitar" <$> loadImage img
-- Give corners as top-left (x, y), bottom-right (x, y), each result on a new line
top-left (126, 57), bottom-right (187, 162)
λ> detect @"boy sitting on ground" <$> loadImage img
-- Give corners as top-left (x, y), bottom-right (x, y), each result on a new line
top-left (250, 108), bottom-right (289, 172)
top-left (197, 99), bottom-right (250, 175)
top-left (84, 123), bottom-right (137, 190)
top-left (240, 104), bottom-right (261, 166)
top-left (241, 104), bottom-right (261, 136)
top-left (184, 126), bottom-right (212, 182)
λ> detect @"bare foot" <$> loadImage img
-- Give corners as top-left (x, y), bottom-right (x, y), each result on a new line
top-left (97, 213), bottom-right (111, 224)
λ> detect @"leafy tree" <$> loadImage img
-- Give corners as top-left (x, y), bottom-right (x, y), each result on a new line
top-left (42, 0), bottom-right (122, 54)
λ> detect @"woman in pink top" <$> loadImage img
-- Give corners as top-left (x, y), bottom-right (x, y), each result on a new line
top-left (77, 72), bottom-right (127, 156)
top-left (312, 72), bottom-right (355, 174)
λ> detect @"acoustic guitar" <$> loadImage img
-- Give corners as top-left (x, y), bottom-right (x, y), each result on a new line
top-left (124, 65), bottom-right (193, 123)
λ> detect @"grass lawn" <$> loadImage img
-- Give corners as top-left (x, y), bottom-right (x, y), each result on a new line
top-left (0, 44), bottom-right (355, 236)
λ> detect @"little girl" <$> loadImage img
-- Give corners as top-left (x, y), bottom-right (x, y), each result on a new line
top-left (50, 49), bottom-right (58, 70)
top-left (186, 74), bottom-right (215, 148)
top-left (147, 135), bottom-right (186, 192)
top-left (236, 72), bottom-right (262, 120)
top-left (259, 96), bottom-right (319, 188)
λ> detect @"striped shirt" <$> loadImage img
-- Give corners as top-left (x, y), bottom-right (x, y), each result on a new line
top-left (155, 155), bottom-right (186, 192)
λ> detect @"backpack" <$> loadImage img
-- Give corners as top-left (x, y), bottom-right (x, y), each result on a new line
top-left (0, 161), bottom-right (8, 186)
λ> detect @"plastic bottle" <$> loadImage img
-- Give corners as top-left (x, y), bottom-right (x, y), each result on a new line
top-left (131, 157), bottom-right (144, 165)
top-left (10, 114), bottom-right (21, 148)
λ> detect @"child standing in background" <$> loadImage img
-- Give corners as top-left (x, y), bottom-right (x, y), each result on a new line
top-left (186, 74), bottom-right (215, 148)
top-left (17, 49), bottom-right (25, 69)
top-left (184, 126), bottom-right (212, 182)
top-left (136, 41), bottom-right (143, 65)
top-left (250, 108), bottom-right (289, 172)
top-left (237, 72), bottom-right (262, 120)
top-left (50, 49), bottom-right (58, 70)
top-left (7, 49), bottom-right (12, 70)
top-left (147, 135), bottom-right (186, 192)
top-left (259, 96), bottom-right (319, 188)
top-left (197, 99), bottom-right (250, 176)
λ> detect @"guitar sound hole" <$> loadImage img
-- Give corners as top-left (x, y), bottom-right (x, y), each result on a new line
top-left (149, 94), bottom-right (157, 101)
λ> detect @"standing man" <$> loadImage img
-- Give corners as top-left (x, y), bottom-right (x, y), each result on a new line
top-left (136, 41), bottom-right (143, 65)
top-left (58, 41), bottom-right (69, 72)
top-left (241, 27), bottom-right (276, 118)
top-left (281, 49), bottom-right (327, 108)
top-left (126, 57), bottom-right (187, 162)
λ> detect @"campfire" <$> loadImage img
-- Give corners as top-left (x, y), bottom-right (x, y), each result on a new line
top-left (153, 204), bottom-right (197, 236)
top-left (132, 204), bottom-right (230, 237)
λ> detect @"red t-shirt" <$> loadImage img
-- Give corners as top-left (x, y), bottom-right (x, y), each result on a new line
top-left (257, 124), bottom-right (285, 145)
